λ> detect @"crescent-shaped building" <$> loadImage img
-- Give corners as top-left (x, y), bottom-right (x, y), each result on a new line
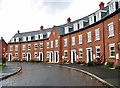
top-left (7, 0), bottom-right (120, 65)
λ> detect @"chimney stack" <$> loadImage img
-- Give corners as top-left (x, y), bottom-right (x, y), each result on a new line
top-left (40, 25), bottom-right (44, 30)
top-left (99, 2), bottom-right (104, 10)
top-left (17, 30), bottom-right (20, 34)
top-left (1, 37), bottom-right (3, 40)
top-left (67, 17), bottom-right (71, 23)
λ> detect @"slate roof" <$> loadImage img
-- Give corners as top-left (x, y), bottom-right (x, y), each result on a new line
top-left (9, 0), bottom-right (120, 44)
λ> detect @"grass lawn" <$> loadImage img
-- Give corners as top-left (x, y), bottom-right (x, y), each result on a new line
top-left (0, 65), bottom-right (6, 70)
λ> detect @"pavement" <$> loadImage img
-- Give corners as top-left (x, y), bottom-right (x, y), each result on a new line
top-left (60, 64), bottom-right (120, 88)
top-left (0, 63), bottom-right (22, 81)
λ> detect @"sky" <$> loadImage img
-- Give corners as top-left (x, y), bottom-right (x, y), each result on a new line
top-left (0, 0), bottom-right (111, 43)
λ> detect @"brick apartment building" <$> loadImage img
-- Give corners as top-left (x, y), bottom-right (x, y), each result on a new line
top-left (0, 37), bottom-right (8, 62)
top-left (7, 0), bottom-right (120, 65)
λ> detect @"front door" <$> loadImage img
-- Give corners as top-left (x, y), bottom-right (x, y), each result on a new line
top-left (71, 50), bottom-right (76, 63)
top-left (86, 47), bottom-right (93, 63)
top-left (9, 53), bottom-right (12, 61)
top-left (39, 52), bottom-right (43, 61)
top-left (27, 53), bottom-right (31, 61)
top-left (49, 51), bottom-right (53, 63)
top-left (54, 51), bottom-right (59, 63)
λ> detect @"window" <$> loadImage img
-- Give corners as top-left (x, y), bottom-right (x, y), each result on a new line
top-left (34, 52), bottom-right (38, 58)
top-left (71, 36), bottom-right (75, 45)
top-left (89, 15), bottom-right (94, 25)
top-left (73, 23), bottom-right (78, 31)
top-left (109, 43), bottom-right (115, 58)
top-left (3, 48), bottom-right (5, 52)
top-left (109, 1), bottom-right (116, 14)
top-left (47, 52), bottom-right (49, 58)
top-left (15, 53), bottom-right (18, 58)
top-left (22, 53), bottom-right (26, 58)
top-left (79, 21), bottom-right (84, 29)
top-left (35, 35), bottom-right (38, 40)
top-left (64, 50), bottom-right (68, 58)
top-left (119, 0), bottom-right (120, 8)
top-left (64, 39), bottom-right (67, 46)
top-left (51, 41), bottom-right (53, 48)
top-left (28, 44), bottom-right (31, 50)
top-left (96, 46), bottom-right (100, 58)
top-left (55, 40), bottom-right (58, 47)
top-left (78, 35), bottom-right (82, 44)
top-left (95, 28), bottom-right (100, 41)
top-left (47, 42), bottom-right (50, 48)
top-left (108, 22), bottom-right (114, 37)
top-left (87, 31), bottom-right (92, 42)
top-left (16, 37), bottom-right (19, 42)
top-left (11, 38), bottom-right (14, 42)
top-left (23, 36), bottom-right (26, 41)
top-left (22, 45), bottom-right (26, 50)
top-left (95, 11), bottom-right (101, 21)
top-left (40, 34), bottom-right (43, 39)
top-left (15, 45), bottom-right (18, 51)
top-left (34, 44), bottom-right (38, 50)
top-left (28, 36), bottom-right (31, 41)
top-left (40, 43), bottom-right (43, 49)
top-left (10, 46), bottom-right (13, 51)
top-left (65, 27), bottom-right (69, 34)
top-left (79, 49), bottom-right (83, 58)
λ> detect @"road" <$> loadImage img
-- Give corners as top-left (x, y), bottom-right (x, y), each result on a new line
top-left (2, 62), bottom-right (103, 86)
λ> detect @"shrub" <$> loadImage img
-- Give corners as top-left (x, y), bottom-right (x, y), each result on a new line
top-left (81, 61), bottom-right (86, 65)
top-left (106, 61), bottom-right (114, 68)
top-left (30, 59), bottom-right (35, 62)
top-left (87, 61), bottom-right (94, 66)
top-left (2, 58), bottom-right (6, 65)
top-left (115, 64), bottom-right (120, 70)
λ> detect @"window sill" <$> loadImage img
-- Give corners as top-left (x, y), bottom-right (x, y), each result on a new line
top-left (109, 56), bottom-right (115, 58)
top-left (95, 39), bottom-right (100, 42)
top-left (108, 35), bottom-right (114, 38)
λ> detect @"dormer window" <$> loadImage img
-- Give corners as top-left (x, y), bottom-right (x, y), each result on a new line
top-left (16, 37), bottom-right (19, 42)
top-left (47, 32), bottom-right (51, 38)
top-left (95, 10), bottom-right (107, 21)
top-left (11, 38), bottom-right (14, 42)
top-left (73, 23), bottom-right (78, 31)
top-left (23, 36), bottom-right (26, 41)
top-left (109, 0), bottom-right (118, 14)
top-left (35, 35), bottom-right (38, 40)
top-left (65, 27), bottom-right (69, 34)
top-left (40, 34), bottom-right (43, 39)
top-left (79, 21), bottom-right (84, 29)
top-left (89, 15), bottom-right (94, 25)
top-left (28, 36), bottom-right (31, 41)
top-left (119, 0), bottom-right (120, 8)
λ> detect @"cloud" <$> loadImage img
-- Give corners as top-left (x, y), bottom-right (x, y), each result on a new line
top-left (32, 0), bottom-right (73, 14)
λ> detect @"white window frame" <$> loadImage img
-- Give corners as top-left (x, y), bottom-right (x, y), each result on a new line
top-left (64, 50), bottom-right (68, 58)
top-left (119, 0), bottom-right (120, 8)
top-left (23, 36), bottom-right (26, 41)
top-left (109, 43), bottom-right (115, 58)
top-left (96, 46), bottom-right (100, 58)
top-left (71, 36), bottom-right (75, 45)
top-left (78, 35), bottom-right (82, 44)
top-left (47, 32), bottom-right (51, 38)
top-left (108, 22), bottom-right (114, 38)
top-left (22, 45), bottom-right (26, 50)
top-left (47, 52), bottom-right (49, 58)
top-left (89, 15), bottom-right (94, 25)
top-left (55, 40), bottom-right (58, 47)
top-left (15, 53), bottom-right (18, 58)
top-left (64, 39), bottom-right (67, 46)
top-left (40, 43), bottom-right (43, 49)
top-left (16, 37), bottom-right (19, 42)
top-left (95, 28), bottom-right (100, 41)
top-left (51, 41), bottom-right (53, 48)
top-left (79, 21), bottom-right (84, 29)
top-left (22, 53), bottom-right (26, 58)
top-left (28, 44), bottom-right (31, 50)
top-left (65, 27), bottom-right (69, 34)
top-left (34, 44), bottom-right (38, 50)
top-left (47, 42), bottom-right (50, 49)
top-left (73, 23), bottom-right (78, 31)
top-left (87, 31), bottom-right (92, 43)
top-left (109, 1), bottom-right (116, 14)
top-left (95, 11), bottom-right (101, 21)
top-left (28, 36), bottom-right (31, 41)
top-left (35, 35), bottom-right (38, 40)
top-left (10, 46), bottom-right (13, 51)
top-left (79, 48), bottom-right (83, 58)
top-left (34, 52), bottom-right (38, 58)
top-left (40, 34), bottom-right (43, 39)
top-left (15, 45), bottom-right (18, 51)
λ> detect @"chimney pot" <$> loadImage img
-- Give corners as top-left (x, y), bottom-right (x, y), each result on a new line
top-left (99, 2), bottom-right (104, 10)
top-left (1, 37), bottom-right (3, 39)
top-left (40, 25), bottom-right (44, 30)
top-left (67, 17), bottom-right (71, 23)
top-left (17, 30), bottom-right (20, 34)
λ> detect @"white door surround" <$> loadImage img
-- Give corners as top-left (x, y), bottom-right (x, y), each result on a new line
top-left (86, 47), bottom-right (93, 63)
top-left (8, 53), bottom-right (12, 61)
top-left (27, 52), bottom-right (31, 61)
top-left (49, 51), bottom-right (53, 63)
top-left (39, 52), bottom-right (43, 61)
top-left (54, 51), bottom-right (59, 63)
top-left (71, 49), bottom-right (76, 63)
